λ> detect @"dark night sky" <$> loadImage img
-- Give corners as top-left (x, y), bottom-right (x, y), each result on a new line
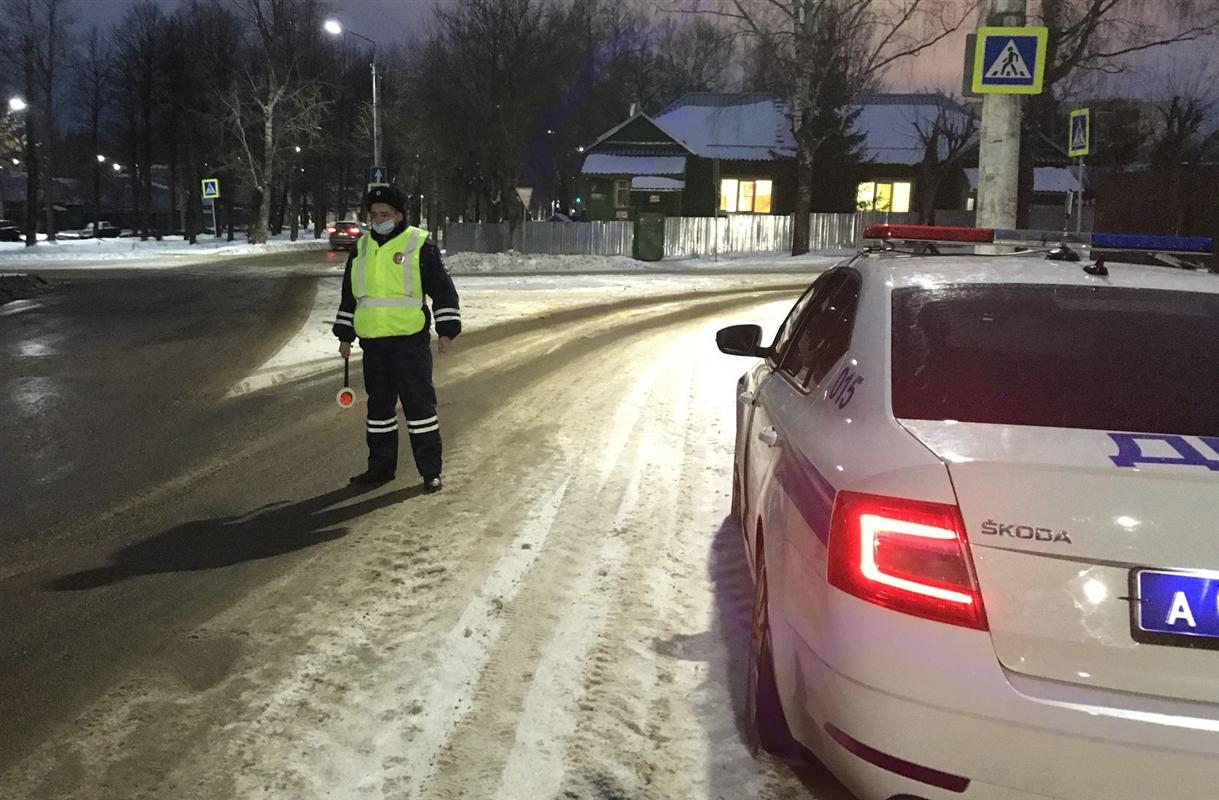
top-left (83, 0), bottom-right (447, 46)
top-left (32, 1), bottom-right (1218, 104)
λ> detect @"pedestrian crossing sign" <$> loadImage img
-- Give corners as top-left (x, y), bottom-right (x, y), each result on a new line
top-left (972, 26), bottom-right (1048, 95)
top-left (201, 178), bottom-right (220, 200)
top-left (1069, 108), bottom-right (1091, 158)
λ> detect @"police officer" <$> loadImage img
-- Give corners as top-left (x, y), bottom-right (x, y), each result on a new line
top-left (333, 185), bottom-right (461, 492)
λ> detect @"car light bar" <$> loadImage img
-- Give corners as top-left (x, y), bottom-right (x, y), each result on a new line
top-left (1091, 232), bottom-right (1213, 254)
top-left (862, 224), bottom-right (994, 244)
top-left (863, 224), bottom-right (1215, 255)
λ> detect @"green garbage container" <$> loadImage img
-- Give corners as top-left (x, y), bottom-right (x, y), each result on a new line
top-left (633, 212), bottom-right (665, 262)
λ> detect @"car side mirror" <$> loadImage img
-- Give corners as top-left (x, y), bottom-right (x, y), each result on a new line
top-left (716, 324), bottom-right (768, 358)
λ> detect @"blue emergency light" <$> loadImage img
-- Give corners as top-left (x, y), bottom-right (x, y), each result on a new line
top-left (863, 225), bottom-right (1216, 258)
top-left (1090, 233), bottom-right (1214, 254)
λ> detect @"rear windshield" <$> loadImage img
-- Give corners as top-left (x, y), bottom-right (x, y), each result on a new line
top-left (891, 283), bottom-right (1219, 435)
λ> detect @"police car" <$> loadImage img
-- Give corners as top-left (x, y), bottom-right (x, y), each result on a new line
top-left (717, 225), bottom-right (1219, 800)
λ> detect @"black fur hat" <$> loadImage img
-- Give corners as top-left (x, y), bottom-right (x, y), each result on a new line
top-left (363, 184), bottom-right (407, 214)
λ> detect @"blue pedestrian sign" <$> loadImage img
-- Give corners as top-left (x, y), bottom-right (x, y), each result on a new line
top-left (972, 26), bottom-right (1048, 95)
top-left (368, 166), bottom-right (388, 186)
top-left (1069, 108), bottom-right (1091, 158)
top-left (201, 178), bottom-right (220, 200)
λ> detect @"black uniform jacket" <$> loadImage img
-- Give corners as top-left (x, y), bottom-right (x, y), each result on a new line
top-left (332, 221), bottom-right (462, 346)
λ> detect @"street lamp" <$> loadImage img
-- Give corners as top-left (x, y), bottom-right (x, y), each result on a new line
top-left (323, 18), bottom-right (380, 169)
top-left (112, 162), bottom-right (121, 172)
top-left (96, 154), bottom-right (106, 163)
top-left (8, 96), bottom-right (36, 247)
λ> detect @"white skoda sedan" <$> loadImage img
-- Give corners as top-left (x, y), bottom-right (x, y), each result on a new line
top-left (717, 227), bottom-right (1219, 800)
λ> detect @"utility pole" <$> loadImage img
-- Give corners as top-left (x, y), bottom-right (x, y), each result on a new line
top-left (975, 0), bottom-right (1027, 233)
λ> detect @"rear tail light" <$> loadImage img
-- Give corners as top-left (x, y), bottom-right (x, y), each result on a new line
top-left (827, 491), bottom-right (987, 630)
top-left (348, 226), bottom-right (361, 235)
top-left (325, 224), bottom-right (336, 234)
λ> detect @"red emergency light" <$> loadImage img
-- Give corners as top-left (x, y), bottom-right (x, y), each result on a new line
top-left (863, 224), bottom-right (996, 244)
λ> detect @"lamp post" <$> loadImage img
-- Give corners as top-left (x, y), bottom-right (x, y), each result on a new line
top-left (9, 93), bottom-right (35, 247)
top-left (93, 154), bottom-right (106, 236)
top-left (324, 18), bottom-right (380, 170)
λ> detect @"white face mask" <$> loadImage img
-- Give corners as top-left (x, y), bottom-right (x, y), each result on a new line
top-left (370, 219), bottom-right (397, 235)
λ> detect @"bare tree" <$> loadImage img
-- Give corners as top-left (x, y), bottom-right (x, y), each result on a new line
top-left (911, 94), bottom-right (978, 224)
top-left (224, 0), bottom-right (328, 244)
top-left (3, 0), bottom-right (74, 242)
top-left (701, 0), bottom-right (979, 255)
top-left (114, 1), bottom-right (166, 239)
top-left (421, 0), bottom-right (568, 238)
top-left (1018, 1), bottom-right (1219, 225)
top-left (74, 25), bottom-right (111, 237)
top-left (653, 17), bottom-right (738, 105)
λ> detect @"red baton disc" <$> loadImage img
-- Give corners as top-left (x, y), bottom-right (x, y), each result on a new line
top-left (337, 388), bottom-right (356, 408)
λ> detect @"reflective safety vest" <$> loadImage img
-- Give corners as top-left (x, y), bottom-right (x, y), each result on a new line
top-left (352, 226), bottom-right (428, 338)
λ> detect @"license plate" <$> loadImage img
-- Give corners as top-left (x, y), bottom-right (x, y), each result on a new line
top-left (1131, 569), bottom-right (1219, 650)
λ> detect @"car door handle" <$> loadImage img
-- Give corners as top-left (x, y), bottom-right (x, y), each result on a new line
top-left (757, 427), bottom-right (780, 447)
top-left (738, 391), bottom-right (754, 405)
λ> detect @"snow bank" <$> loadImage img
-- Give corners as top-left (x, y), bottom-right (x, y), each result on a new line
top-left (0, 232), bottom-right (328, 268)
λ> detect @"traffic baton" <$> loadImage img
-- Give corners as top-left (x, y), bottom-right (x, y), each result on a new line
top-left (336, 356), bottom-right (356, 409)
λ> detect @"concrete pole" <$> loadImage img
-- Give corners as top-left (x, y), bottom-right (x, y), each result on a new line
top-left (975, 0), bottom-right (1027, 234)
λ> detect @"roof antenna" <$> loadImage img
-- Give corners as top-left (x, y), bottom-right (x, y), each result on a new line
top-left (1083, 254), bottom-right (1109, 276)
top-left (1047, 189), bottom-right (1081, 262)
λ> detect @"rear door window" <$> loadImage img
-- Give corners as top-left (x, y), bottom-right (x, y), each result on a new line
top-left (891, 284), bottom-right (1219, 435)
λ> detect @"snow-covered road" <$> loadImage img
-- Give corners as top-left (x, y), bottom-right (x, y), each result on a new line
top-left (1, 271), bottom-right (851, 800)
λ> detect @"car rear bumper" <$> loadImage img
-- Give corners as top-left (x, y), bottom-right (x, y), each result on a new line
top-left (775, 594), bottom-right (1219, 800)
top-left (329, 236), bottom-right (360, 248)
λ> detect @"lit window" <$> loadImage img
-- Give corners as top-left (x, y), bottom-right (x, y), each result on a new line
top-left (721, 178), bottom-right (775, 214)
top-left (614, 179), bottom-right (630, 208)
top-left (857, 181), bottom-right (912, 213)
top-left (739, 180), bottom-right (755, 213)
top-left (892, 183), bottom-right (911, 214)
top-left (755, 180), bottom-right (773, 213)
top-left (720, 179), bottom-right (739, 213)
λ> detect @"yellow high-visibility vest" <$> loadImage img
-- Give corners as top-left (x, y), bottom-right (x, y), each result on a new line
top-left (352, 226), bottom-right (428, 338)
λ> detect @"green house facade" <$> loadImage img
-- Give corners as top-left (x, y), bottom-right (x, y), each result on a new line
top-left (581, 94), bottom-right (798, 222)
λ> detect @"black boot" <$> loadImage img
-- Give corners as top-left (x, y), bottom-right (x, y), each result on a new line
top-left (423, 476), bottom-right (443, 494)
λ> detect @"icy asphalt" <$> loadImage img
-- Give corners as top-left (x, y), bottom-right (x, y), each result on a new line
top-left (0, 247), bottom-right (852, 799)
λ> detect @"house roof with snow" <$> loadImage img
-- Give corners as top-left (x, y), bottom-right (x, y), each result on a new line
top-left (652, 93), bottom-right (797, 161)
top-left (852, 93), bottom-right (978, 165)
top-left (581, 92), bottom-right (986, 177)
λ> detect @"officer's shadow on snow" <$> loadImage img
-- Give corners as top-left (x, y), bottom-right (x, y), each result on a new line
top-left (45, 484), bottom-right (421, 591)
top-left (652, 516), bottom-right (852, 799)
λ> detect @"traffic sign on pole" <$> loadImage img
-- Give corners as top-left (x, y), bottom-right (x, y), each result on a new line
top-left (515, 187), bottom-right (533, 210)
top-left (368, 166), bottom-right (388, 186)
top-left (972, 26), bottom-right (1048, 95)
top-left (201, 178), bottom-right (220, 199)
top-left (1068, 108), bottom-right (1091, 158)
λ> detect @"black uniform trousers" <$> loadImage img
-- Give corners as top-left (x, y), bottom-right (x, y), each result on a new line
top-left (361, 339), bottom-right (442, 480)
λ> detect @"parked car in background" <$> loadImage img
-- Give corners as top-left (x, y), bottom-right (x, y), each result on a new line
top-left (326, 220), bottom-right (363, 250)
top-left (79, 221), bottom-right (120, 239)
top-left (0, 220), bottom-right (21, 242)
